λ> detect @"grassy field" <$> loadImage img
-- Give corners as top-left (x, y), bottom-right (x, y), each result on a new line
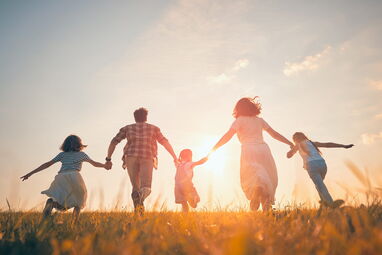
top-left (1, 204), bottom-right (382, 255)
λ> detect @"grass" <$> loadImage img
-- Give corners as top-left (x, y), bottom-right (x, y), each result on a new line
top-left (1, 162), bottom-right (381, 255)
top-left (1, 204), bottom-right (382, 255)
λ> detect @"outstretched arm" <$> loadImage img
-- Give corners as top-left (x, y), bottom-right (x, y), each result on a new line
top-left (286, 145), bottom-right (298, 158)
top-left (211, 128), bottom-right (236, 153)
top-left (191, 157), bottom-right (208, 168)
top-left (314, 142), bottom-right (354, 149)
top-left (265, 127), bottom-right (294, 147)
top-left (20, 160), bottom-right (56, 181)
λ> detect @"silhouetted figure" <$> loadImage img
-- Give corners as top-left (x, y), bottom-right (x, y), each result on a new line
top-left (105, 107), bottom-right (177, 215)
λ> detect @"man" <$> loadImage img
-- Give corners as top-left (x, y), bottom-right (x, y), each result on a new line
top-left (105, 107), bottom-right (177, 214)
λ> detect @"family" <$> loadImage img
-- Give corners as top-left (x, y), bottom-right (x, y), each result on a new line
top-left (20, 97), bottom-right (354, 221)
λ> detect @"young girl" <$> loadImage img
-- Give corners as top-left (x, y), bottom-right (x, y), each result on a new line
top-left (175, 149), bottom-right (208, 212)
top-left (287, 132), bottom-right (354, 208)
top-left (21, 135), bottom-right (109, 221)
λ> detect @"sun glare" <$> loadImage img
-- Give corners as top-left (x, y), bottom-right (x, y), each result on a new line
top-left (195, 136), bottom-right (229, 174)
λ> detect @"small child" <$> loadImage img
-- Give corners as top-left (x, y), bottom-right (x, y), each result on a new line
top-left (287, 132), bottom-right (354, 208)
top-left (21, 135), bottom-right (109, 222)
top-left (175, 149), bottom-right (208, 212)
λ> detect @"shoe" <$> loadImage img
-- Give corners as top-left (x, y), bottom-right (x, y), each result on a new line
top-left (331, 199), bottom-right (345, 209)
top-left (131, 191), bottom-right (144, 215)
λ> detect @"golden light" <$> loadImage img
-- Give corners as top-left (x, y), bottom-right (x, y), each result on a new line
top-left (194, 136), bottom-right (229, 174)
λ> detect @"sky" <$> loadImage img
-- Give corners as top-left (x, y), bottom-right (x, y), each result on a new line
top-left (0, 0), bottom-right (381, 211)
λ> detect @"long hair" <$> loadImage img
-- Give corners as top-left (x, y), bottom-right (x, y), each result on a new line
top-left (233, 97), bottom-right (262, 118)
top-left (292, 132), bottom-right (321, 155)
top-left (60, 135), bottom-right (87, 152)
top-left (179, 149), bottom-right (192, 162)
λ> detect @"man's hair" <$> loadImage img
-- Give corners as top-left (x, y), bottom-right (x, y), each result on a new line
top-left (134, 107), bottom-right (148, 122)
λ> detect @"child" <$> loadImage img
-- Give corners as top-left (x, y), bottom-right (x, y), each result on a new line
top-left (287, 132), bottom-right (354, 208)
top-left (20, 135), bottom-right (109, 222)
top-left (175, 149), bottom-right (208, 212)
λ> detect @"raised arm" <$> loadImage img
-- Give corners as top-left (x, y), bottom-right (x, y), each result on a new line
top-left (191, 157), bottom-right (208, 168)
top-left (20, 160), bottom-right (56, 181)
top-left (265, 127), bottom-right (293, 147)
top-left (286, 145), bottom-right (298, 158)
top-left (314, 142), bottom-right (354, 149)
top-left (211, 128), bottom-right (236, 152)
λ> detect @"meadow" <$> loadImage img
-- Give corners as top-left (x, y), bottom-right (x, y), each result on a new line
top-left (1, 203), bottom-right (381, 255)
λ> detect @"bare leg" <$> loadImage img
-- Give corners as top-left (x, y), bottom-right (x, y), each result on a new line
top-left (72, 207), bottom-right (80, 223)
top-left (250, 198), bottom-right (260, 211)
top-left (250, 187), bottom-right (263, 211)
top-left (42, 198), bottom-right (54, 218)
top-left (181, 202), bottom-right (189, 212)
top-left (261, 196), bottom-right (272, 211)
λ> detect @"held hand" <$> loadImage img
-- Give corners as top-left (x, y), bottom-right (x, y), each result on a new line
top-left (344, 144), bottom-right (354, 149)
top-left (286, 150), bottom-right (294, 159)
top-left (105, 161), bottom-right (113, 170)
top-left (173, 158), bottom-right (179, 167)
top-left (20, 173), bottom-right (31, 181)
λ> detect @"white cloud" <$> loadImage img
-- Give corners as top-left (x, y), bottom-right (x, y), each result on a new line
top-left (208, 73), bottom-right (231, 84)
top-left (283, 46), bottom-right (331, 77)
top-left (361, 132), bottom-right (382, 145)
top-left (369, 80), bottom-right (382, 90)
top-left (207, 58), bottom-right (250, 84)
top-left (233, 59), bottom-right (249, 71)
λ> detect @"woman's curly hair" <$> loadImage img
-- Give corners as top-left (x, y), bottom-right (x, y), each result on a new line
top-left (233, 97), bottom-right (262, 118)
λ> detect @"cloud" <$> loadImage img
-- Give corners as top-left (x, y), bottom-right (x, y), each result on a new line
top-left (375, 113), bottom-right (382, 119)
top-left (283, 46), bottom-right (331, 77)
top-left (369, 80), bottom-right (382, 90)
top-left (233, 59), bottom-right (249, 71)
top-left (361, 132), bottom-right (382, 145)
top-left (207, 58), bottom-right (250, 84)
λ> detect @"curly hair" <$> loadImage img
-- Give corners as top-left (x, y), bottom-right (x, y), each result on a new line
top-left (233, 97), bottom-right (262, 118)
top-left (60, 135), bottom-right (87, 152)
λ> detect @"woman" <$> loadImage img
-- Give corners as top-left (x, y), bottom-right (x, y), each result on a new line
top-left (211, 97), bottom-right (293, 211)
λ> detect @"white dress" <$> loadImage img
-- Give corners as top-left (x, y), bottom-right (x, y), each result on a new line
top-left (230, 116), bottom-right (278, 203)
top-left (41, 151), bottom-right (90, 209)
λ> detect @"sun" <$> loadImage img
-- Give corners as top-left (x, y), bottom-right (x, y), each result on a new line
top-left (193, 136), bottom-right (229, 174)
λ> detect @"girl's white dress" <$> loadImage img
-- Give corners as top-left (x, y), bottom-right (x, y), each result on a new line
top-left (41, 151), bottom-right (90, 209)
top-left (230, 116), bottom-right (278, 203)
top-left (174, 161), bottom-right (200, 206)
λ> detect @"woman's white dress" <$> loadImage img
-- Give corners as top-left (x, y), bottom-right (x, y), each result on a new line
top-left (230, 116), bottom-right (278, 203)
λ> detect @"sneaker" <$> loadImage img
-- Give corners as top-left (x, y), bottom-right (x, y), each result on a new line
top-left (131, 191), bottom-right (144, 215)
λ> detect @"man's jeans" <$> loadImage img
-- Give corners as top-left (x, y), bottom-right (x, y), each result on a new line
top-left (306, 159), bottom-right (334, 204)
top-left (125, 156), bottom-right (154, 204)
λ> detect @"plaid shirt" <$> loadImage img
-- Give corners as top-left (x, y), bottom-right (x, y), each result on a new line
top-left (112, 122), bottom-right (168, 159)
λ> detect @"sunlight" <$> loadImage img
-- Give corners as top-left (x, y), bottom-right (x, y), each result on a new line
top-left (194, 136), bottom-right (229, 174)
